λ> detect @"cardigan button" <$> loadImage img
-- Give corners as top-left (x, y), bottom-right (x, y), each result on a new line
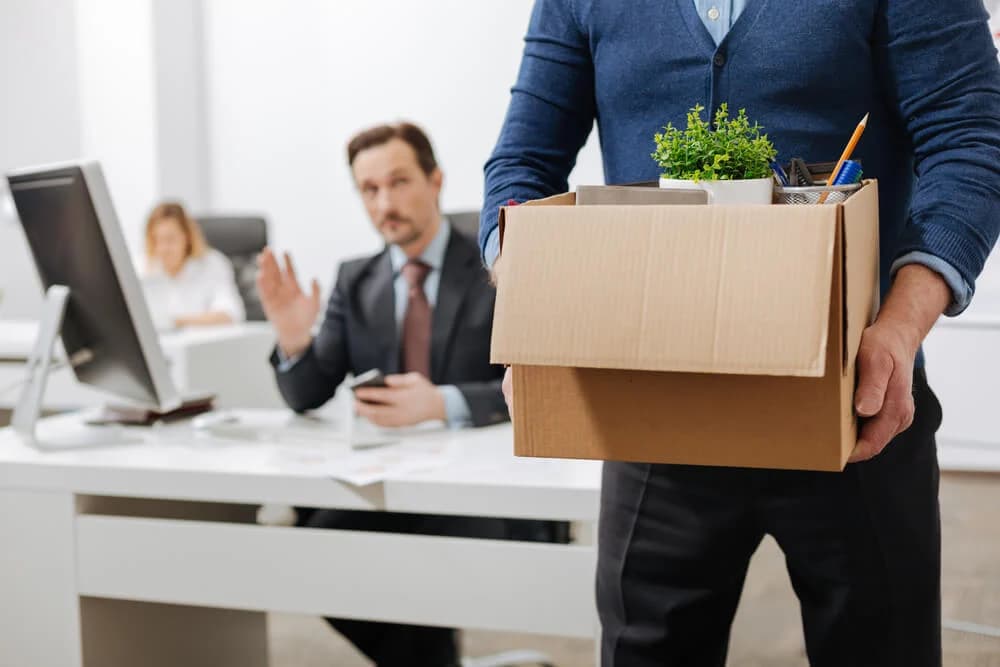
top-left (713, 52), bottom-right (726, 67)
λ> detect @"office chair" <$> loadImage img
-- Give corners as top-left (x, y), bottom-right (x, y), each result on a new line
top-left (444, 210), bottom-right (482, 242)
top-left (196, 215), bottom-right (268, 321)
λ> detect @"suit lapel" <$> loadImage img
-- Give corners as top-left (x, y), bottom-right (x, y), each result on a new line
top-left (358, 250), bottom-right (399, 374)
top-left (430, 233), bottom-right (478, 381)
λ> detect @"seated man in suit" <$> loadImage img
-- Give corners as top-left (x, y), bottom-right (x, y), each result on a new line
top-left (256, 122), bottom-right (510, 666)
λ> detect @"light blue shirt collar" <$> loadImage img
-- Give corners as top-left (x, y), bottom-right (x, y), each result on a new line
top-left (388, 217), bottom-right (450, 275)
top-left (694, 0), bottom-right (745, 46)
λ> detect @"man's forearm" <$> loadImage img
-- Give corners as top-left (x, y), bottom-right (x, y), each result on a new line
top-left (877, 264), bottom-right (952, 353)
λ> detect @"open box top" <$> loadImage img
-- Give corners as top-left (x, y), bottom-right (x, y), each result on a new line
top-left (491, 181), bottom-right (879, 380)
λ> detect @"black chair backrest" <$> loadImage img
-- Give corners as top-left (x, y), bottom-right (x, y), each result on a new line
top-left (196, 215), bottom-right (268, 321)
top-left (444, 210), bottom-right (481, 242)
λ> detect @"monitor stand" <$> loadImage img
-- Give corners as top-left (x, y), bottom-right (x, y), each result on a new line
top-left (11, 285), bottom-right (140, 450)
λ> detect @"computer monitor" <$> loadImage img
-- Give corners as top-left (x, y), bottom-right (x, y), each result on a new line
top-left (6, 160), bottom-right (182, 447)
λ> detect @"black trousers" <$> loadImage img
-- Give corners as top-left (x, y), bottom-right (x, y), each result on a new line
top-left (597, 368), bottom-right (943, 667)
top-left (299, 508), bottom-right (566, 667)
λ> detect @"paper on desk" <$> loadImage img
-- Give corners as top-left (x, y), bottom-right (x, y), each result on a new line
top-left (331, 439), bottom-right (455, 486)
top-left (268, 424), bottom-right (455, 486)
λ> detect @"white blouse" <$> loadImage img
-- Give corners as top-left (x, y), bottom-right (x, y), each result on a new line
top-left (139, 248), bottom-right (246, 329)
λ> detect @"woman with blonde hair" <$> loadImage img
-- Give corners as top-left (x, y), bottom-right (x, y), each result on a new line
top-left (139, 201), bottom-right (245, 329)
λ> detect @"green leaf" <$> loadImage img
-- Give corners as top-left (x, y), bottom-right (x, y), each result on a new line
top-left (653, 104), bottom-right (776, 181)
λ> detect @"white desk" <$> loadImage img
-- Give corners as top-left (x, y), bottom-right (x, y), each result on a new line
top-left (0, 320), bottom-right (285, 411)
top-left (923, 310), bottom-right (1000, 472)
top-left (0, 414), bottom-right (601, 667)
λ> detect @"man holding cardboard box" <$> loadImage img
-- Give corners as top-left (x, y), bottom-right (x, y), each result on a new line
top-left (480, 1), bottom-right (1000, 665)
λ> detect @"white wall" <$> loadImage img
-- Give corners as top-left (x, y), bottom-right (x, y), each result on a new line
top-left (202, 1), bottom-right (603, 292)
top-left (152, 0), bottom-right (211, 210)
top-left (0, 0), bottom-right (81, 318)
top-left (0, 0), bottom-right (82, 169)
top-left (74, 0), bottom-right (160, 257)
top-left (74, 0), bottom-right (213, 256)
top-left (1, 0), bottom-right (213, 320)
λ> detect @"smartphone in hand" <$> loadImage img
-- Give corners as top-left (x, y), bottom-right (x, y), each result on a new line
top-left (349, 369), bottom-right (386, 390)
top-left (350, 369), bottom-right (388, 405)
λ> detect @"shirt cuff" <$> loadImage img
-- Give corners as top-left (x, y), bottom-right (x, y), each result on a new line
top-left (484, 227), bottom-right (501, 270)
top-left (439, 384), bottom-right (472, 429)
top-left (275, 347), bottom-right (304, 373)
top-left (890, 251), bottom-right (973, 317)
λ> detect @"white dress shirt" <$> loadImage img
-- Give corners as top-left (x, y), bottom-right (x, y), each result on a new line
top-left (139, 248), bottom-right (246, 329)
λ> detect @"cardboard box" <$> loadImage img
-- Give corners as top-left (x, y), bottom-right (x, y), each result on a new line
top-left (491, 181), bottom-right (880, 471)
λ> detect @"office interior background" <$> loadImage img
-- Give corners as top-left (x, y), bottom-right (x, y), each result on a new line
top-left (4, 1), bottom-right (1000, 313)
top-left (0, 0), bottom-right (606, 313)
top-left (2, 1), bottom-right (1000, 666)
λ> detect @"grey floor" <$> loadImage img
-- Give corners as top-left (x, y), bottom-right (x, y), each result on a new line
top-left (268, 472), bottom-right (1000, 667)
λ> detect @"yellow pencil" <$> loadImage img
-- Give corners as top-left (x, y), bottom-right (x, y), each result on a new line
top-left (817, 112), bottom-right (869, 204)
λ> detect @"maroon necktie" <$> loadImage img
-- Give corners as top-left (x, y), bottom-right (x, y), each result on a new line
top-left (401, 259), bottom-right (432, 377)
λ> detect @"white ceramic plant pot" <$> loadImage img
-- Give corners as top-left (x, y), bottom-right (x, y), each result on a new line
top-left (659, 177), bottom-right (773, 205)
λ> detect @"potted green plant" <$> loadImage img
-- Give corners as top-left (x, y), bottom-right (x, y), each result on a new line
top-left (652, 103), bottom-right (776, 204)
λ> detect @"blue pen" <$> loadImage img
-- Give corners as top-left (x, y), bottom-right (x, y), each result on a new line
top-left (770, 160), bottom-right (790, 186)
top-left (831, 160), bottom-right (862, 185)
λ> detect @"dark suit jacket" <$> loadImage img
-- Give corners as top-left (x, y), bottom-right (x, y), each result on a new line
top-left (270, 228), bottom-right (508, 427)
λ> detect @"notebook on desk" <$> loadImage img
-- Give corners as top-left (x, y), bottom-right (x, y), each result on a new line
top-left (85, 392), bottom-right (216, 426)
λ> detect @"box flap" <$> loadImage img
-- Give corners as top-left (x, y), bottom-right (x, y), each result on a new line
top-left (841, 180), bottom-right (880, 373)
top-left (497, 192), bottom-right (575, 250)
top-left (492, 203), bottom-right (839, 377)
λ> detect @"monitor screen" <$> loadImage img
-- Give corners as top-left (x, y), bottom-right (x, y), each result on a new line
top-left (8, 161), bottom-right (180, 411)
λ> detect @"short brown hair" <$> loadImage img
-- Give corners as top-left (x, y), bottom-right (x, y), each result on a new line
top-left (347, 122), bottom-right (438, 175)
top-left (144, 201), bottom-right (207, 261)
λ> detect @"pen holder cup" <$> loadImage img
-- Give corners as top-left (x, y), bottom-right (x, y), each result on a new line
top-left (774, 183), bottom-right (862, 205)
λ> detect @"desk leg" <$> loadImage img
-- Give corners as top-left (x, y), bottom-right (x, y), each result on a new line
top-left (73, 497), bottom-right (269, 667)
top-left (0, 488), bottom-right (84, 667)
top-left (80, 598), bottom-right (269, 667)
